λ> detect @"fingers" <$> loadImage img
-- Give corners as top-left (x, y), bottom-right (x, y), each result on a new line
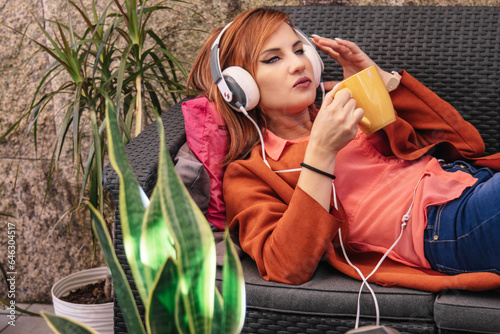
top-left (324, 88), bottom-right (360, 123)
top-left (311, 37), bottom-right (341, 62)
top-left (330, 89), bottom-right (365, 128)
top-left (332, 38), bottom-right (363, 54)
top-left (353, 108), bottom-right (366, 126)
top-left (312, 88), bottom-right (364, 153)
top-left (321, 85), bottom-right (346, 110)
top-left (311, 35), bottom-right (355, 56)
top-left (323, 81), bottom-right (341, 91)
top-left (311, 34), bottom-right (377, 78)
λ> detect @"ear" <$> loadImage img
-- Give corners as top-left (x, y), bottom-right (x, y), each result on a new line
top-left (222, 66), bottom-right (260, 111)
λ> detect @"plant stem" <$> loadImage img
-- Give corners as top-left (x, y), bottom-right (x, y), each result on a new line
top-left (134, 75), bottom-right (143, 137)
top-left (104, 273), bottom-right (112, 299)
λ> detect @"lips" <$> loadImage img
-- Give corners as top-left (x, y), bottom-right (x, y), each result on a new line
top-left (293, 76), bottom-right (312, 88)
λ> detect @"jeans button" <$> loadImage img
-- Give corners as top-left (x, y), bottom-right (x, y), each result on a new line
top-left (433, 235), bottom-right (439, 241)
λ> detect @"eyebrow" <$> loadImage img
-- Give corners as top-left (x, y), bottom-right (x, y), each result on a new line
top-left (260, 40), bottom-right (302, 57)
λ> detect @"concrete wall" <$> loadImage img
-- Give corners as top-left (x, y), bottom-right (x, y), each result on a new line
top-left (0, 0), bottom-right (498, 303)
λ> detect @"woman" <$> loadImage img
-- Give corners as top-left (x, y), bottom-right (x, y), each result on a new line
top-left (187, 7), bottom-right (500, 291)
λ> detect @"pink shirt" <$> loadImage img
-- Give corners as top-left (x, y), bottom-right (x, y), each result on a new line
top-left (264, 129), bottom-right (478, 269)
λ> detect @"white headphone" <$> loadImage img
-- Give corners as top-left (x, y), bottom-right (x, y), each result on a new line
top-left (210, 21), bottom-right (324, 112)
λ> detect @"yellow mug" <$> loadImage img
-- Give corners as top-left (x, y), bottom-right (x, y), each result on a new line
top-left (337, 65), bottom-right (396, 135)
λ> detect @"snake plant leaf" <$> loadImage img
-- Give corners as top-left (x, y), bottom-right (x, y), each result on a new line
top-left (174, 280), bottom-right (191, 334)
top-left (105, 98), bottom-right (148, 302)
top-left (155, 117), bottom-right (217, 333)
top-left (223, 228), bottom-right (246, 334)
top-left (211, 286), bottom-right (224, 333)
top-left (41, 311), bottom-right (98, 334)
top-left (146, 256), bottom-right (180, 334)
top-left (140, 174), bottom-right (176, 295)
top-left (89, 203), bottom-right (146, 334)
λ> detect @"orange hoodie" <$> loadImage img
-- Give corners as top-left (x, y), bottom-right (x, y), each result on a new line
top-left (223, 71), bottom-right (500, 292)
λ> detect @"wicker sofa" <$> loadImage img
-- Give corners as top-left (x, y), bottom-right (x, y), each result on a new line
top-left (103, 5), bottom-right (500, 334)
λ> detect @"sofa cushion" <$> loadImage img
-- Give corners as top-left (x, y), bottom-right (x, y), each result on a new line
top-left (174, 142), bottom-right (210, 215)
top-left (434, 289), bottom-right (500, 333)
top-left (181, 97), bottom-right (229, 230)
top-left (217, 255), bottom-right (436, 327)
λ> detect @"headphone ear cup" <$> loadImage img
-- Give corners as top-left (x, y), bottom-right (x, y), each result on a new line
top-left (303, 44), bottom-right (323, 88)
top-left (222, 66), bottom-right (260, 111)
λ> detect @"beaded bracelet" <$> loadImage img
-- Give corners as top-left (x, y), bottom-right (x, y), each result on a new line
top-left (300, 162), bottom-right (336, 179)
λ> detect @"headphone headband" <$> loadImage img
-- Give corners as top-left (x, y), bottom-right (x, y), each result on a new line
top-left (210, 22), bottom-right (234, 104)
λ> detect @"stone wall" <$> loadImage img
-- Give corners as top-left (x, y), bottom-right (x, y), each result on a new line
top-left (0, 0), bottom-right (499, 304)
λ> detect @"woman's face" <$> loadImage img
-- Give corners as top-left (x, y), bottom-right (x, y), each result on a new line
top-left (255, 22), bottom-right (317, 116)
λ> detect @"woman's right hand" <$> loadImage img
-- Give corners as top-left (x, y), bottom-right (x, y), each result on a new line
top-left (308, 85), bottom-right (364, 159)
top-left (298, 86), bottom-right (363, 211)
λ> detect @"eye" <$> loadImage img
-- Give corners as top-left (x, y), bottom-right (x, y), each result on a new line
top-left (295, 48), bottom-right (305, 55)
top-left (261, 56), bottom-right (280, 64)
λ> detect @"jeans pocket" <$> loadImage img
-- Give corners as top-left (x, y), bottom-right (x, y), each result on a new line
top-left (435, 263), bottom-right (500, 276)
top-left (434, 263), bottom-right (466, 275)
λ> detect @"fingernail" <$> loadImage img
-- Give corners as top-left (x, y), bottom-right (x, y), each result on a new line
top-left (311, 34), bottom-right (321, 38)
top-left (335, 37), bottom-right (343, 41)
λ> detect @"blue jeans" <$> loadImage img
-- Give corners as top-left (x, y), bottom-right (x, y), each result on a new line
top-left (424, 160), bottom-right (500, 275)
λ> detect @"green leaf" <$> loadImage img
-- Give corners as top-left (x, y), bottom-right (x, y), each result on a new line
top-left (105, 97), bottom-right (148, 302)
top-left (146, 257), bottom-right (180, 334)
top-left (211, 288), bottom-right (224, 333)
top-left (140, 174), bottom-right (176, 295)
top-left (72, 82), bottom-right (83, 163)
top-left (88, 204), bottom-right (146, 334)
top-left (0, 298), bottom-right (38, 316)
top-left (0, 116), bottom-right (26, 143)
top-left (116, 43), bottom-right (134, 116)
top-left (223, 228), bottom-right (246, 334)
top-left (89, 112), bottom-right (103, 213)
top-left (79, 119), bottom-right (106, 207)
top-left (41, 311), bottom-right (98, 334)
top-left (157, 47), bottom-right (189, 79)
top-left (155, 117), bottom-right (217, 333)
top-left (67, 0), bottom-right (99, 39)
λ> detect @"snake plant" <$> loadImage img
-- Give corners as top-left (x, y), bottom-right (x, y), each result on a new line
top-left (41, 98), bottom-right (246, 333)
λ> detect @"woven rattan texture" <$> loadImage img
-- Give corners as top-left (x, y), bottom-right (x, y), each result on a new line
top-left (105, 6), bottom-right (500, 334)
top-left (243, 309), bottom-right (435, 333)
top-left (276, 6), bottom-right (500, 156)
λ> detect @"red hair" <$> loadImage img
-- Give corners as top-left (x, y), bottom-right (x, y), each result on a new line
top-left (187, 8), bottom-right (291, 165)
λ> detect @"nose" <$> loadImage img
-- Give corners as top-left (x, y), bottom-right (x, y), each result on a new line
top-left (289, 52), bottom-right (307, 74)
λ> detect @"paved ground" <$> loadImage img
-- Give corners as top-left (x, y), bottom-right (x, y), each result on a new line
top-left (0, 304), bottom-right (54, 333)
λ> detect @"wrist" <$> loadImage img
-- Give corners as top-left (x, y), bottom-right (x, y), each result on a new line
top-left (300, 163), bottom-right (336, 179)
top-left (303, 144), bottom-right (337, 174)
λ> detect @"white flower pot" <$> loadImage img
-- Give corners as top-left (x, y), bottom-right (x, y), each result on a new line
top-left (51, 267), bottom-right (114, 334)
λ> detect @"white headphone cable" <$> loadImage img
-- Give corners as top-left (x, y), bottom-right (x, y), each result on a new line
top-left (238, 105), bottom-right (310, 174)
top-left (335, 172), bottom-right (427, 328)
top-left (334, 181), bottom-right (381, 328)
top-left (239, 105), bottom-right (271, 169)
top-left (241, 84), bottom-right (427, 329)
top-left (338, 227), bottom-right (381, 328)
top-left (240, 93), bottom-right (422, 328)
